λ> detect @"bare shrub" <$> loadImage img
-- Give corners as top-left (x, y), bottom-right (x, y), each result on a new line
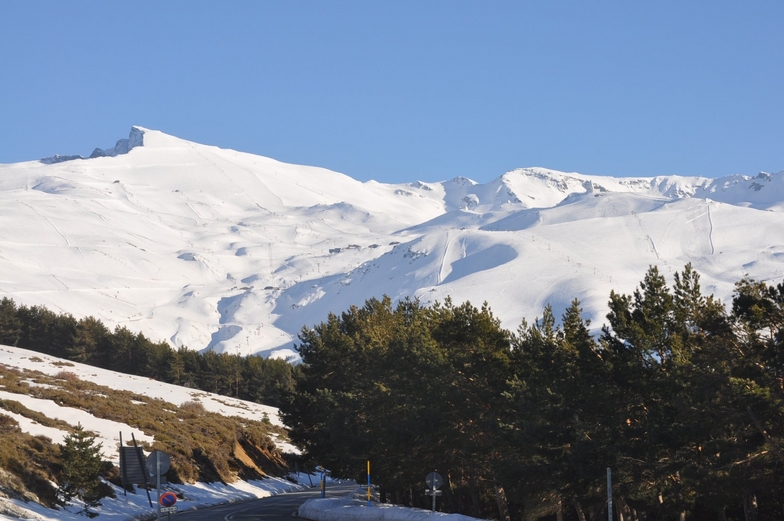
top-left (54, 371), bottom-right (79, 382)
top-left (179, 400), bottom-right (206, 418)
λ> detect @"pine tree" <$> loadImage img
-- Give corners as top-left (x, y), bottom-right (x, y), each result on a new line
top-left (70, 316), bottom-right (111, 367)
top-left (59, 423), bottom-right (104, 513)
top-left (0, 297), bottom-right (22, 346)
top-left (602, 266), bottom-right (698, 518)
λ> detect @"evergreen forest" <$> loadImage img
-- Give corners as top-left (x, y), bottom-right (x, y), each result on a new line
top-left (0, 298), bottom-right (298, 407)
top-left (280, 265), bottom-right (784, 521)
top-left (2, 264), bottom-right (784, 521)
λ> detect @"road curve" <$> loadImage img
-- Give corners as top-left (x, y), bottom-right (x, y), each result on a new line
top-left (171, 482), bottom-right (358, 521)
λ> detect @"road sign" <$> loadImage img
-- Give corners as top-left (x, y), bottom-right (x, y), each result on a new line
top-left (160, 506), bottom-right (178, 514)
top-left (159, 492), bottom-right (177, 507)
top-left (146, 451), bottom-right (171, 476)
top-left (425, 472), bottom-right (443, 512)
top-left (425, 472), bottom-right (443, 489)
top-left (119, 446), bottom-right (146, 485)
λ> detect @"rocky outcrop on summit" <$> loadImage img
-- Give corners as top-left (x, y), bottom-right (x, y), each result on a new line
top-left (40, 127), bottom-right (144, 163)
top-left (39, 154), bottom-right (84, 165)
top-left (89, 126), bottom-right (145, 158)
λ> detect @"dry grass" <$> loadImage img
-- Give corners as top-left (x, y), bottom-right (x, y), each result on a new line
top-left (0, 363), bottom-right (290, 503)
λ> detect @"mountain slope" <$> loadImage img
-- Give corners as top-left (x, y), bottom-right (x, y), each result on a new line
top-left (1, 127), bottom-right (782, 358)
top-left (0, 344), bottom-right (310, 521)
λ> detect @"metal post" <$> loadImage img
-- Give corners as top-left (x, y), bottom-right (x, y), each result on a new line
top-left (156, 451), bottom-right (161, 520)
top-left (131, 434), bottom-right (153, 508)
top-left (607, 467), bottom-right (612, 521)
top-left (320, 468), bottom-right (325, 498)
top-left (120, 432), bottom-right (126, 496)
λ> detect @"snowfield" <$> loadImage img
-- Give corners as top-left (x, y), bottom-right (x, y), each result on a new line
top-left (1, 127), bottom-right (781, 521)
top-left (1, 126), bottom-right (783, 360)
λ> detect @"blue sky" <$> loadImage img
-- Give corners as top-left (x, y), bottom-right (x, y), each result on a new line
top-left (2, 1), bottom-right (782, 184)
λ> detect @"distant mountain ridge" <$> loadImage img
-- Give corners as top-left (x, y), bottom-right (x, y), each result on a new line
top-left (1, 127), bottom-right (782, 359)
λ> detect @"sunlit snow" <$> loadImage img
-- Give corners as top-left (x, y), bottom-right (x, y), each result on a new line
top-left (0, 345), bottom-right (302, 521)
top-left (1, 126), bottom-right (783, 360)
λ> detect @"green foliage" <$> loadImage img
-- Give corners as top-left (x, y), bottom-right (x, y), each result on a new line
top-left (0, 415), bottom-right (61, 507)
top-left (6, 265), bottom-right (784, 519)
top-left (58, 423), bottom-right (104, 512)
top-left (0, 297), bottom-right (22, 346)
top-left (283, 266), bottom-right (784, 521)
top-left (0, 304), bottom-right (296, 510)
top-left (0, 361), bottom-right (288, 507)
top-left (506, 300), bottom-right (611, 518)
top-left (281, 296), bottom-right (512, 517)
top-left (0, 300), bottom-right (296, 407)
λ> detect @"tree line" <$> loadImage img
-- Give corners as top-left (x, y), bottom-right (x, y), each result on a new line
top-left (0, 298), bottom-right (298, 407)
top-left (280, 265), bottom-right (784, 521)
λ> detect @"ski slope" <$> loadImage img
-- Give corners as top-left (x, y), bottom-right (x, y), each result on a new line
top-left (1, 127), bottom-right (782, 359)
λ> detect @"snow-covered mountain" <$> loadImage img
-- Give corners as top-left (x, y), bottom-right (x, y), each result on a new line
top-left (2, 127), bottom-right (783, 359)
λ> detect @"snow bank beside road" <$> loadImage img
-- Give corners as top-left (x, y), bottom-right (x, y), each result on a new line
top-left (298, 497), bottom-right (483, 521)
top-left (0, 475), bottom-right (308, 521)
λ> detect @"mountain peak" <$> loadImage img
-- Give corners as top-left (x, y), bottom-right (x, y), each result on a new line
top-left (89, 126), bottom-right (145, 158)
top-left (40, 126), bottom-right (145, 164)
top-left (10, 127), bottom-right (784, 360)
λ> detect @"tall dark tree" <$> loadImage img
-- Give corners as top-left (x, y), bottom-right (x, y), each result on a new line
top-left (0, 297), bottom-right (22, 346)
top-left (426, 299), bottom-right (512, 517)
top-left (243, 355), bottom-right (295, 407)
top-left (281, 296), bottom-right (513, 518)
top-left (70, 316), bottom-right (112, 367)
top-left (16, 304), bottom-right (77, 358)
top-left (727, 277), bottom-right (784, 520)
top-left (601, 266), bottom-right (702, 520)
top-left (505, 301), bottom-right (611, 521)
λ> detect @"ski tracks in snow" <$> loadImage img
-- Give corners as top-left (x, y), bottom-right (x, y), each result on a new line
top-left (706, 200), bottom-right (715, 255)
top-left (22, 202), bottom-right (70, 246)
top-left (631, 210), bottom-right (660, 260)
top-left (681, 200), bottom-right (715, 257)
top-left (189, 143), bottom-right (285, 210)
top-left (437, 230), bottom-right (466, 285)
top-left (21, 202), bottom-right (88, 265)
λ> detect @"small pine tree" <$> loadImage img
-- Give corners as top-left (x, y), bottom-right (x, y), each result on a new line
top-left (59, 423), bottom-right (104, 514)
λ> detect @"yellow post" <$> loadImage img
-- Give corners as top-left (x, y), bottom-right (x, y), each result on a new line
top-left (367, 460), bottom-right (371, 505)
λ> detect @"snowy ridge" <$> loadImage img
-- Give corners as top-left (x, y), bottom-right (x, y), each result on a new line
top-left (40, 127), bottom-right (144, 163)
top-left (1, 127), bottom-right (783, 360)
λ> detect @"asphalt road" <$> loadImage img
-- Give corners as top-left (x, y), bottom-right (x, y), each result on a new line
top-left (169, 482), bottom-right (358, 521)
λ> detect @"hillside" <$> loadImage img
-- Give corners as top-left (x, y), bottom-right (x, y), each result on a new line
top-left (1, 127), bottom-right (783, 359)
top-left (0, 344), bottom-right (304, 521)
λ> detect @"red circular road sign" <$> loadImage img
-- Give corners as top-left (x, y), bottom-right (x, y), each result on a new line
top-left (159, 492), bottom-right (177, 507)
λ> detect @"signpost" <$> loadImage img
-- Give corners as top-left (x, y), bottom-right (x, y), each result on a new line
top-left (146, 451), bottom-right (171, 477)
top-left (159, 492), bottom-right (177, 507)
top-left (147, 451), bottom-right (172, 520)
top-left (119, 433), bottom-right (152, 507)
top-left (316, 466), bottom-right (329, 498)
top-left (425, 472), bottom-right (443, 512)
